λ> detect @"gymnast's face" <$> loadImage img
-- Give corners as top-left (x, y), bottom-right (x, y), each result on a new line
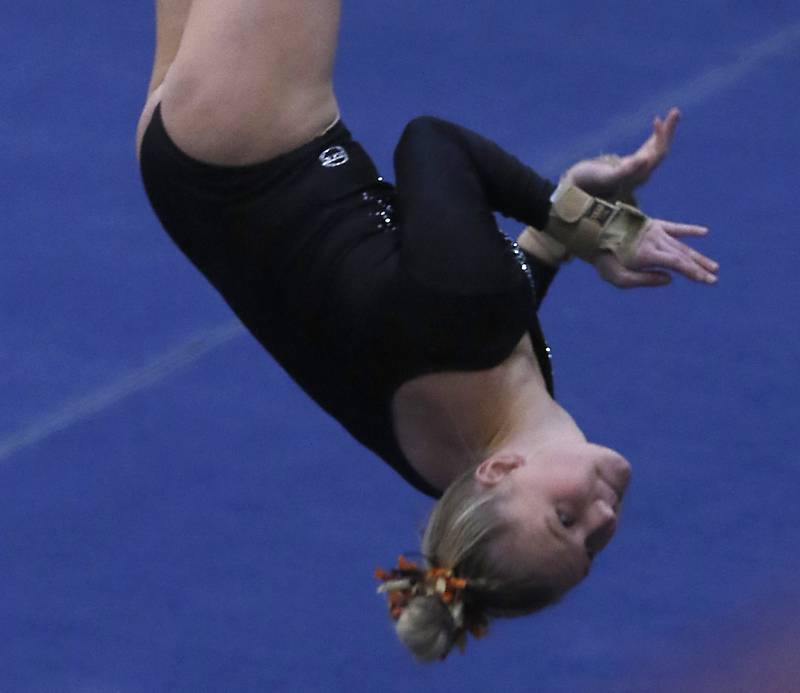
top-left (478, 443), bottom-right (631, 592)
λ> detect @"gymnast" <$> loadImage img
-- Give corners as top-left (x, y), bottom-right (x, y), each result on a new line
top-left (136, 0), bottom-right (718, 661)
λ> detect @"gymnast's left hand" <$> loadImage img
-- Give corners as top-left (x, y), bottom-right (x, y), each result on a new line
top-left (562, 107), bottom-right (681, 201)
top-left (592, 218), bottom-right (719, 288)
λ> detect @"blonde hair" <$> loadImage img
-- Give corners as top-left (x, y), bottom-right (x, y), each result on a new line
top-left (394, 465), bottom-right (562, 662)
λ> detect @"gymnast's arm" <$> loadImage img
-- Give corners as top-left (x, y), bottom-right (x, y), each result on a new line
top-left (392, 116), bottom-right (556, 295)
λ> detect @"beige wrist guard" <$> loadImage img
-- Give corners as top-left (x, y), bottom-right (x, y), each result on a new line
top-left (518, 226), bottom-right (570, 266)
top-left (544, 182), bottom-right (649, 263)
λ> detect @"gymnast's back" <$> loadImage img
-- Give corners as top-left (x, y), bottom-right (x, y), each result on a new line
top-left (139, 96), bottom-right (558, 496)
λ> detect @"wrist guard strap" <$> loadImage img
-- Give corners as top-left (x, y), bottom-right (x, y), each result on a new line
top-left (544, 182), bottom-right (649, 263)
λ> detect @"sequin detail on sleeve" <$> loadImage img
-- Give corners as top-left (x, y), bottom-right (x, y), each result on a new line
top-left (361, 182), bottom-right (398, 233)
top-left (505, 238), bottom-right (535, 290)
top-left (504, 237), bottom-right (554, 368)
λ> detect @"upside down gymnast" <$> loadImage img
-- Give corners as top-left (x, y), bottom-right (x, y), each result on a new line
top-left (136, 0), bottom-right (719, 661)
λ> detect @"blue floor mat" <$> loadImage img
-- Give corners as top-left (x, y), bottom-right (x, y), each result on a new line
top-left (2, 2), bottom-right (799, 691)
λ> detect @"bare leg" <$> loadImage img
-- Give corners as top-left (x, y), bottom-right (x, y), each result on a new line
top-left (147, 0), bottom-right (342, 165)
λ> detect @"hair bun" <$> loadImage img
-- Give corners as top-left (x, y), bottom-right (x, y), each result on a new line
top-left (395, 595), bottom-right (457, 662)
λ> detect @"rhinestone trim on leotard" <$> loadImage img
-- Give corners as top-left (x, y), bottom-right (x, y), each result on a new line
top-left (362, 179), bottom-right (552, 366)
top-left (504, 237), bottom-right (534, 290)
top-left (361, 179), bottom-right (398, 233)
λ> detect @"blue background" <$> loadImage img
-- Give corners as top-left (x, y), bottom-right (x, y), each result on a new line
top-left (2, 1), bottom-right (800, 691)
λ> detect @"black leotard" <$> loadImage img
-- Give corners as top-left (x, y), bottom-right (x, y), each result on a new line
top-left (140, 109), bottom-right (557, 498)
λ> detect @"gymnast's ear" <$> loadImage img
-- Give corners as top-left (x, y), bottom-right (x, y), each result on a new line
top-left (474, 453), bottom-right (524, 487)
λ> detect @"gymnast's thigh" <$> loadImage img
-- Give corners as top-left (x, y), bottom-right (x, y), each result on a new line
top-left (157, 0), bottom-right (342, 166)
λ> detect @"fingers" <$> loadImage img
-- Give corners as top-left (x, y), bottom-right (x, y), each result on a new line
top-left (680, 242), bottom-right (719, 274)
top-left (653, 107), bottom-right (681, 152)
top-left (649, 246), bottom-right (718, 284)
top-left (659, 221), bottom-right (719, 275)
top-left (639, 113), bottom-right (672, 158)
top-left (586, 108), bottom-right (681, 196)
top-left (633, 219), bottom-right (719, 284)
top-left (620, 108), bottom-right (681, 187)
top-left (662, 221), bottom-right (708, 237)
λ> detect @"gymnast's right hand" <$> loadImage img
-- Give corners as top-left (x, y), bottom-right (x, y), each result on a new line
top-left (591, 218), bottom-right (719, 288)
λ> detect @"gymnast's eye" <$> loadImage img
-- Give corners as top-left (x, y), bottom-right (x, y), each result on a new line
top-left (557, 511), bottom-right (575, 528)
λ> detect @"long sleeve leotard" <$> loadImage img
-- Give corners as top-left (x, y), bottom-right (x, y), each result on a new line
top-left (140, 110), bottom-right (557, 497)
